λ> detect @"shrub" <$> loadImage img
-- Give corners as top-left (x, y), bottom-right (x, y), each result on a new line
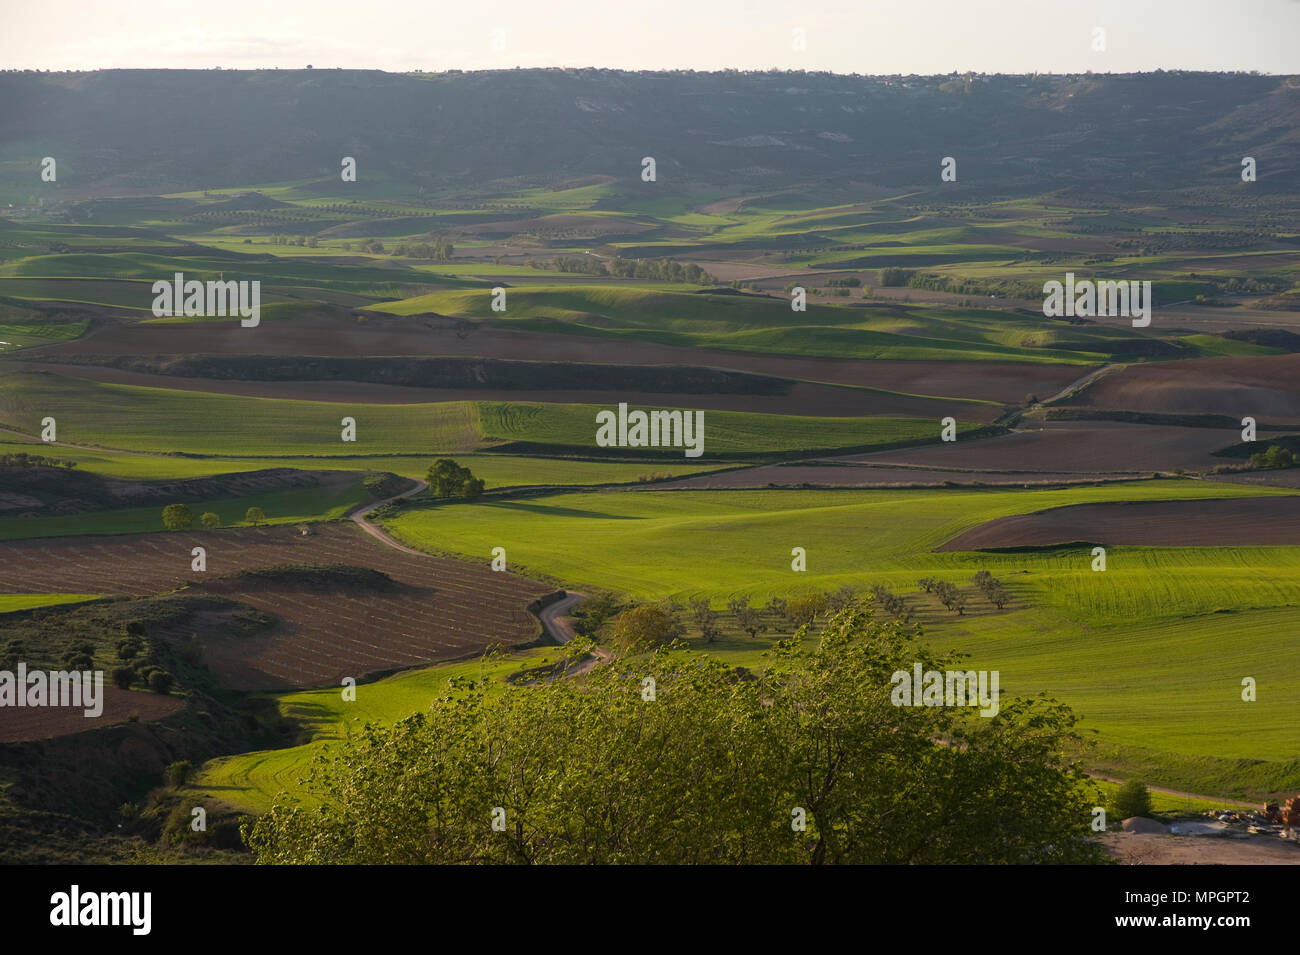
top-left (165, 760), bottom-right (194, 788)
top-left (112, 667), bottom-right (134, 689)
top-left (609, 605), bottom-right (684, 653)
top-left (200, 512), bottom-right (221, 529)
top-left (787, 593), bottom-right (828, 626)
top-left (162, 503), bottom-right (195, 530)
top-left (147, 670), bottom-right (174, 695)
top-left (1111, 780), bottom-right (1153, 820)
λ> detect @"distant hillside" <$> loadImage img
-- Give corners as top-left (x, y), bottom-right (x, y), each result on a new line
top-left (1, 69), bottom-right (1297, 198)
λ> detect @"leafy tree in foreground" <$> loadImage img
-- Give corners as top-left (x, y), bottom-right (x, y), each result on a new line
top-left (244, 506), bottom-right (266, 526)
top-left (162, 504), bottom-right (194, 530)
top-left (245, 606), bottom-right (1109, 865)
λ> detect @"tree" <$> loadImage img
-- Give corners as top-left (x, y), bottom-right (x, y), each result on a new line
top-left (244, 605), bottom-right (1108, 864)
top-left (988, 582), bottom-right (1011, 610)
top-left (765, 596), bottom-right (788, 624)
top-left (427, 459), bottom-right (485, 500)
top-left (162, 504), bottom-right (194, 530)
top-left (826, 585), bottom-right (858, 613)
top-left (1111, 780), bottom-right (1153, 820)
top-left (736, 604), bottom-right (767, 640)
top-left (147, 670), bottom-right (174, 694)
top-left (244, 506), bottom-right (266, 526)
top-left (112, 667), bottom-right (133, 689)
top-left (573, 592), bottom-right (618, 638)
top-left (787, 593), bottom-right (828, 626)
top-left (200, 512), bottom-right (221, 529)
top-left (609, 605), bottom-right (685, 653)
top-left (165, 760), bottom-right (194, 788)
top-left (688, 597), bottom-right (720, 642)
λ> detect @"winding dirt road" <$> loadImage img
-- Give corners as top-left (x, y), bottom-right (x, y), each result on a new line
top-left (346, 479), bottom-right (594, 650)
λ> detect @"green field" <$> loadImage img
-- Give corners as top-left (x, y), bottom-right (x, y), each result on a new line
top-left (0, 437), bottom-right (721, 487)
top-left (0, 593), bottom-right (99, 613)
top-left (371, 284), bottom-right (1136, 363)
top-left (0, 373), bottom-right (979, 459)
top-left (196, 649), bottom-right (554, 813)
top-left (0, 475), bottom-right (372, 540)
top-left (373, 480), bottom-right (1300, 794)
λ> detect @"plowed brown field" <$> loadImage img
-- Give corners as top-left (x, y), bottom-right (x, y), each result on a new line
top-left (0, 687), bottom-right (185, 743)
top-left (0, 523), bottom-right (548, 690)
top-left (936, 495), bottom-right (1300, 551)
top-left (1066, 354), bottom-right (1300, 424)
top-left (31, 314), bottom-right (1084, 404)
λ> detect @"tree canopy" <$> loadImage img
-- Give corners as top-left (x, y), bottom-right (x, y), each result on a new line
top-left (427, 459), bottom-right (485, 500)
top-left (244, 606), bottom-right (1107, 864)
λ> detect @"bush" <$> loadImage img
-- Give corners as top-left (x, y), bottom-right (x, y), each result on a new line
top-left (147, 670), bottom-right (174, 695)
top-left (786, 593), bottom-right (828, 626)
top-left (1111, 780), bottom-right (1153, 820)
top-left (200, 512), bottom-right (221, 529)
top-left (162, 503), bottom-right (194, 530)
top-left (165, 760), bottom-right (194, 788)
top-left (609, 605), bottom-right (684, 653)
top-left (112, 667), bottom-right (134, 689)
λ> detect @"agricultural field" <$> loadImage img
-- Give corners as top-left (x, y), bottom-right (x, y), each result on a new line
top-left (2, 65), bottom-right (1300, 867)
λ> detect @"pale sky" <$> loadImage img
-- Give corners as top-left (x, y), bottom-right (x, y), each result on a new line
top-left (4, 0), bottom-right (1298, 75)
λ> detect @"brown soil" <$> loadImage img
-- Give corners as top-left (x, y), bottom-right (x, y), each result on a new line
top-left (1066, 353), bottom-right (1300, 423)
top-left (0, 523), bottom-right (548, 690)
top-left (1100, 832), bottom-right (1300, 865)
top-left (30, 314), bottom-right (1084, 404)
top-left (16, 362), bottom-right (1003, 421)
top-left (936, 495), bottom-right (1300, 551)
top-left (0, 687), bottom-right (185, 743)
top-left (834, 422), bottom-right (1233, 473)
top-left (652, 465), bottom-right (1152, 490)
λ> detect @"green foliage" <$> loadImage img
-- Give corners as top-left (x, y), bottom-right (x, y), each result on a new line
top-left (1249, 445), bottom-right (1296, 470)
top-left (243, 607), bottom-right (1108, 864)
top-left (147, 670), bottom-right (174, 694)
top-left (879, 267), bottom-right (916, 287)
top-left (199, 512), bottom-right (221, 529)
top-left (1111, 780), bottom-right (1153, 820)
top-left (609, 604), bottom-right (684, 652)
top-left (244, 506), bottom-right (266, 526)
top-left (426, 459), bottom-right (485, 500)
top-left (161, 503), bottom-right (194, 530)
top-left (165, 760), bottom-right (194, 788)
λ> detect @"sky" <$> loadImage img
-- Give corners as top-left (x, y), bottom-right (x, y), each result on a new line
top-left (4, 0), bottom-right (1299, 75)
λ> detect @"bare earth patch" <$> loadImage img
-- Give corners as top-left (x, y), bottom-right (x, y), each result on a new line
top-left (0, 687), bottom-right (184, 743)
top-left (0, 523), bottom-right (548, 689)
top-left (936, 496), bottom-right (1300, 551)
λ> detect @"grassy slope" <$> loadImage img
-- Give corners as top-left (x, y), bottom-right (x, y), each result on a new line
top-left (0, 373), bottom-right (977, 458)
top-left (376, 481), bottom-right (1300, 786)
top-left (0, 593), bottom-right (99, 612)
top-left (196, 649), bottom-right (553, 813)
top-left (0, 438), bottom-right (721, 486)
top-left (0, 476), bottom-right (371, 540)
top-left (371, 285), bottom-right (1115, 363)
